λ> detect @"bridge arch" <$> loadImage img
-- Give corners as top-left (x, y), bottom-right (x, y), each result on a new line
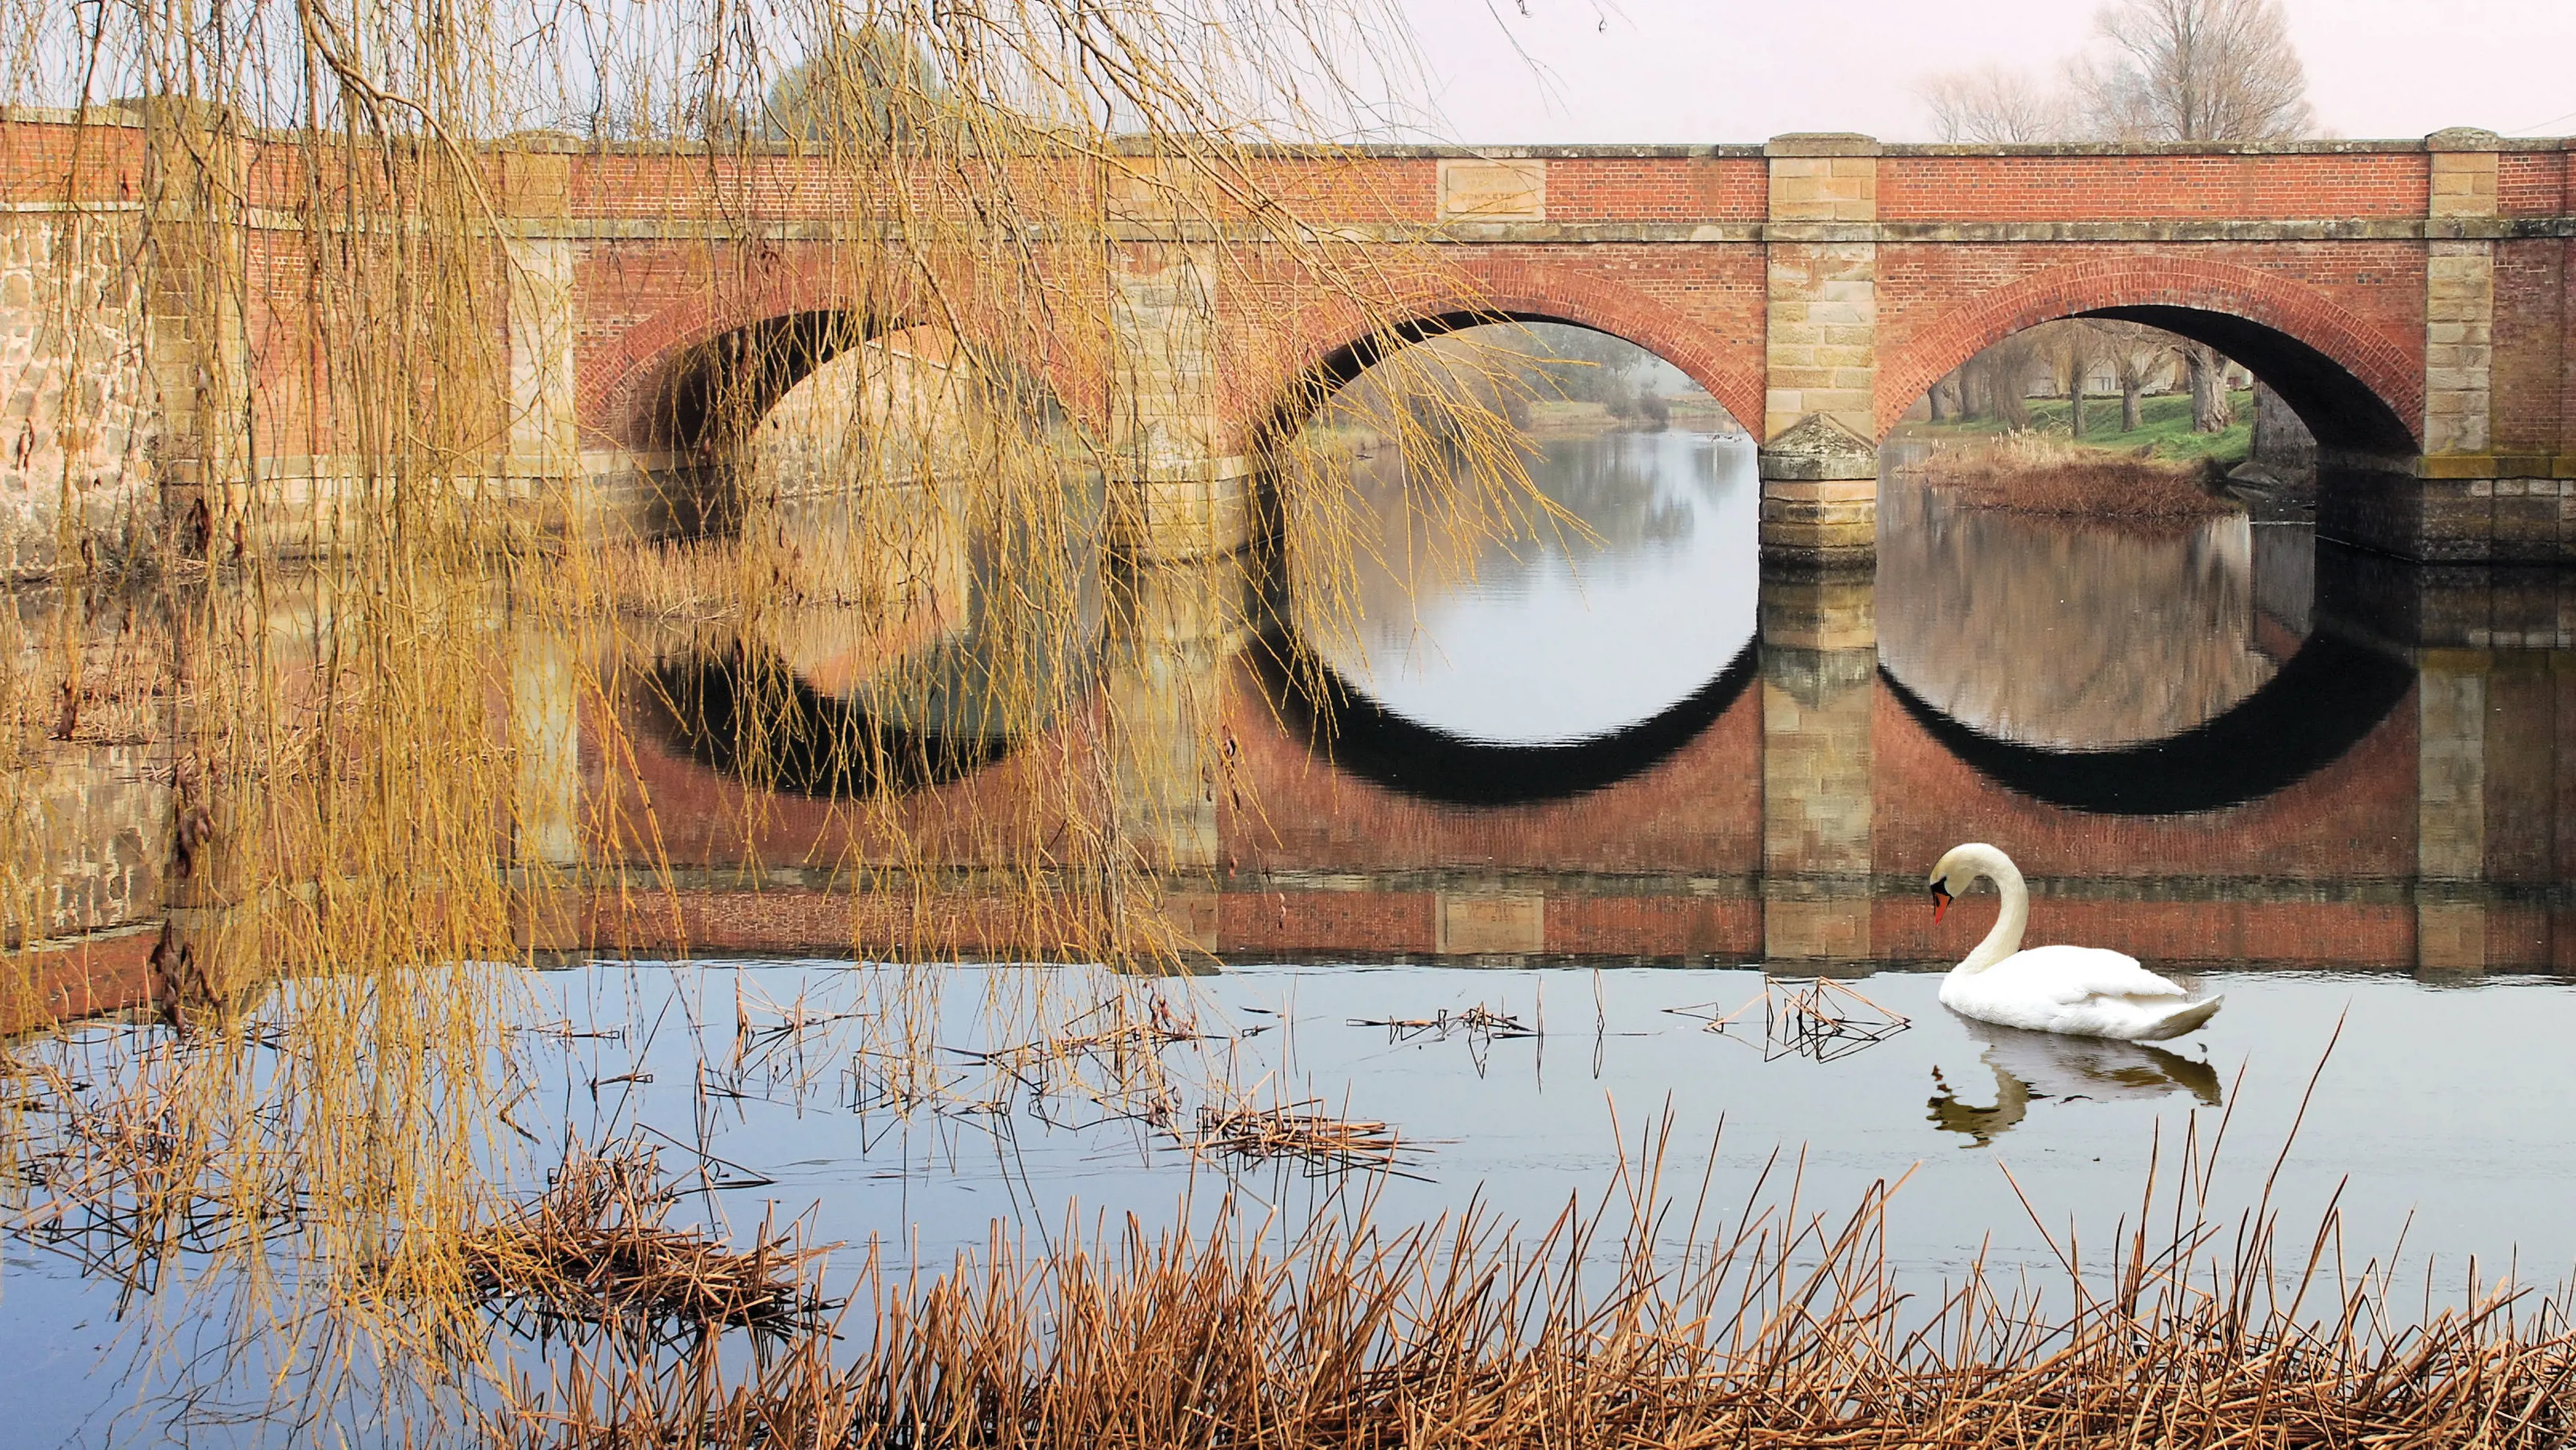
top-left (581, 267), bottom-right (1099, 458)
top-left (1263, 260), bottom-right (1764, 441)
top-left (1878, 259), bottom-right (2421, 454)
top-left (578, 263), bottom-right (879, 447)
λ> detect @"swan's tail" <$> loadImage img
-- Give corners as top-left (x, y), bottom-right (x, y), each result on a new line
top-left (2132, 995), bottom-right (2224, 1042)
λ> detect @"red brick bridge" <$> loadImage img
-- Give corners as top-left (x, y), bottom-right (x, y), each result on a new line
top-left (5, 116), bottom-right (2572, 566)
top-left (568, 131), bottom-right (2576, 564)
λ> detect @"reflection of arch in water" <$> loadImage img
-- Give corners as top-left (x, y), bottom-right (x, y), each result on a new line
top-left (1253, 632), bottom-right (1758, 807)
top-left (1882, 627), bottom-right (2414, 816)
top-left (1929, 1019), bottom-right (2223, 1147)
top-left (645, 639), bottom-right (1036, 797)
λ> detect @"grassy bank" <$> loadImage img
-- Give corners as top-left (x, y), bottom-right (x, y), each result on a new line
top-left (1910, 389), bottom-right (2255, 464)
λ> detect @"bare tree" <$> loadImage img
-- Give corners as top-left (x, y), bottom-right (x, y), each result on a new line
top-left (767, 24), bottom-right (944, 147)
top-left (2077, 0), bottom-right (2313, 430)
top-left (2083, 320), bottom-right (2177, 432)
top-left (1970, 331), bottom-right (2045, 429)
top-left (2032, 322), bottom-right (2097, 439)
top-left (1916, 0), bottom-right (2312, 436)
top-left (1920, 64), bottom-right (2081, 143)
top-left (2079, 0), bottom-right (2315, 143)
top-left (2181, 343), bottom-right (2237, 432)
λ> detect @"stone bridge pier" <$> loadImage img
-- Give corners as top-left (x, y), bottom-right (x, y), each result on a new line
top-left (1756, 135), bottom-right (1886, 571)
top-left (1102, 235), bottom-right (1249, 901)
top-left (1758, 566), bottom-right (1878, 963)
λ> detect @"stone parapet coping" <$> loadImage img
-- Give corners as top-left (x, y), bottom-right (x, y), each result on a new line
top-left (20, 203), bottom-right (2561, 245)
top-left (4, 107), bottom-right (2569, 156)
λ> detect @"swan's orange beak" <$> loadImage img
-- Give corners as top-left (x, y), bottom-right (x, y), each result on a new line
top-left (1930, 880), bottom-right (1953, 925)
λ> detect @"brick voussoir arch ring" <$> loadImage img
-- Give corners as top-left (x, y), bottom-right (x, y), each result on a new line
top-left (577, 263), bottom-right (865, 437)
top-left (1875, 259), bottom-right (2423, 446)
top-left (1264, 258), bottom-right (1765, 441)
top-left (579, 266), bottom-right (1080, 444)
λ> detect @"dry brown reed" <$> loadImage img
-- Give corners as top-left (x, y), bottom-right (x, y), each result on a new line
top-left (490, 1114), bottom-right (2576, 1450)
top-left (943, 992), bottom-right (1201, 1130)
top-left (460, 1142), bottom-right (833, 1338)
top-left (1666, 976), bottom-right (1913, 1062)
top-left (1902, 432), bottom-right (2238, 525)
top-left (1183, 1098), bottom-right (1404, 1173)
top-left (1350, 1002), bottom-right (1535, 1044)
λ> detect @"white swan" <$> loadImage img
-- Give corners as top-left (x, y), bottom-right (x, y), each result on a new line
top-left (1928, 843), bottom-right (2223, 1042)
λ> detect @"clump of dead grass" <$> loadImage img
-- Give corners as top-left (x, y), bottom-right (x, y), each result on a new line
top-left (1903, 433), bottom-right (2239, 525)
top-left (460, 1142), bottom-right (833, 1340)
top-left (1666, 976), bottom-right (1913, 1062)
top-left (1183, 1098), bottom-right (1405, 1174)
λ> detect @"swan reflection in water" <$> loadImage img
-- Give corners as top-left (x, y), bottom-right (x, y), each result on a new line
top-left (1928, 1017), bottom-right (2223, 1147)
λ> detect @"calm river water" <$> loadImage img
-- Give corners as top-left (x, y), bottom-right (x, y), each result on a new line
top-left (9, 420), bottom-right (2576, 1445)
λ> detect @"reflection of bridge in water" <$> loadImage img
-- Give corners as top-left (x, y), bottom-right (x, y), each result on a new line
top-left (577, 540), bottom-right (2573, 977)
top-left (10, 538), bottom-right (2573, 1039)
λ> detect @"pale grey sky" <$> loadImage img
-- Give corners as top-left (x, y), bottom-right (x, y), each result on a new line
top-left (1394, 0), bottom-right (2576, 144)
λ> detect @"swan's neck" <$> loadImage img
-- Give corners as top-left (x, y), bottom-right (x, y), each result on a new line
top-left (1954, 849), bottom-right (2029, 973)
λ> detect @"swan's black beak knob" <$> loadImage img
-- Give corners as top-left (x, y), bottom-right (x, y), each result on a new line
top-left (1929, 879), bottom-right (1953, 925)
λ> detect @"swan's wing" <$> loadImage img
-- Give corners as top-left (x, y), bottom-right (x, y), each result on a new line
top-left (2002, 945), bottom-right (2188, 1003)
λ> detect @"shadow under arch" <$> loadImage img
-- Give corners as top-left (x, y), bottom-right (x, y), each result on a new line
top-left (2076, 304), bottom-right (2416, 456)
top-left (643, 309), bottom-right (1074, 540)
top-left (647, 309), bottom-right (869, 536)
top-left (643, 637), bottom-right (1035, 798)
top-left (1252, 631), bottom-right (1759, 807)
top-left (1272, 304), bottom-right (1750, 433)
top-left (1881, 627), bottom-right (2414, 815)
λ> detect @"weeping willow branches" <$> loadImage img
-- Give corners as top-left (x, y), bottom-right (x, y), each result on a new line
top-left (0, 0), bottom-right (1569, 1436)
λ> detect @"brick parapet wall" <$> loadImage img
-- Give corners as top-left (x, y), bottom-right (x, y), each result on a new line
top-left (1542, 157), bottom-right (1768, 223)
top-left (1878, 154), bottom-right (2432, 223)
top-left (2499, 152), bottom-right (2571, 216)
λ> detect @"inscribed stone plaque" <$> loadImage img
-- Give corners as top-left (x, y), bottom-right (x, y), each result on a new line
top-left (1437, 159), bottom-right (1546, 222)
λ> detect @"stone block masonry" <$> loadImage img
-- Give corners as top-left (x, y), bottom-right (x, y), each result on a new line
top-left (0, 214), bottom-right (156, 574)
top-left (1761, 135), bottom-right (1882, 569)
